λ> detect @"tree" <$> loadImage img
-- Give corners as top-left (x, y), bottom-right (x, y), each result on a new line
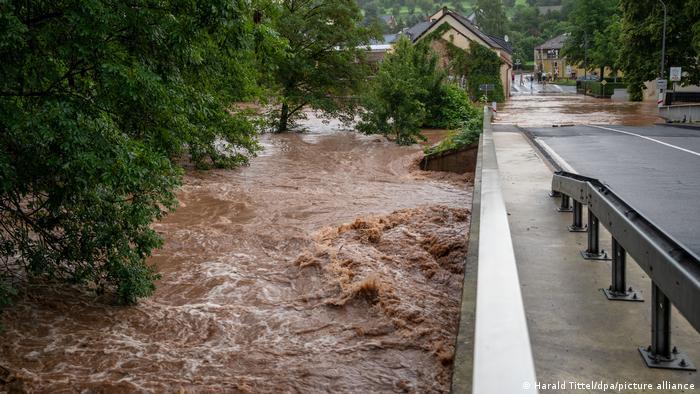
top-left (357, 37), bottom-right (445, 145)
top-left (269, 0), bottom-right (375, 132)
top-left (562, 0), bottom-right (619, 80)
top-left (473, 0), bottom-right (508, 36)
top-left (0, 0), bottom-right (261, 306)
top-left (618, 0), bottom-right (700, 100)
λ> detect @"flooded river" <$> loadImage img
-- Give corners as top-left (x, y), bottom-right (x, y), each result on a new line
top-left (0, 114), bottom-right (471, 392)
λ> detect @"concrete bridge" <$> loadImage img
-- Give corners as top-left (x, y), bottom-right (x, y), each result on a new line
top-left (451, 107), bottom-right (699, 393)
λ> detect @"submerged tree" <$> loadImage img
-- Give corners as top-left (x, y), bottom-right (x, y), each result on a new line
top-left (0, 0), bottom-right (262, 306)
top-left (269, 0), bottom-right (375, 132)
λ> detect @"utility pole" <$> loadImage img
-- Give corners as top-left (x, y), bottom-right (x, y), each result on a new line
top-left (658, 0), bottom-right (667, 79)
top-left (584, 31), bottom-right (588, 80)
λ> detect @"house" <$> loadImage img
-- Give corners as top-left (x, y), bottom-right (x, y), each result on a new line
top-left (365, 34), bottom-right (399, 65)
top-left (534, 33), bottom-right (569, 78)
top-left (405, 7), bottom-right (514, 98)
top-left (535, 33), bottom-right (625, 80)
top-left (533, 33), bottom-right (586, 79)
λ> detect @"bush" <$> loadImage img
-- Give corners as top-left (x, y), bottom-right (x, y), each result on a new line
top-left (424, 83), bottom-right (481, 129)
top-left (424, 114), bottom-right (484, 156)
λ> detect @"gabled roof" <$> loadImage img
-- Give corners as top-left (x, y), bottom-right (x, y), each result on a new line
top-left (534, 33), bottom-right (570, 50)
top-left (406, 8), bottom-right (508, 54)
top-left (487, 34), bottom-right (513, 55)
top-left (405, 20), bottom-right (434, 42)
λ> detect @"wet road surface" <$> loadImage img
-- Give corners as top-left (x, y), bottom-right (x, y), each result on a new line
top-left (527, 124), bottom-right (700, 261)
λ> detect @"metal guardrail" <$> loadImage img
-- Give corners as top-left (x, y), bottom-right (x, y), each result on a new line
top-left (552, 171), bottom-right (700, 371)
top-left (452, 107), bottom-right (538, 393)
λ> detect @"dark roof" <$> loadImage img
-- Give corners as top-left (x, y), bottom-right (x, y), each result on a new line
top-left (487, 34), bottom-right (513, 55)
top-left (405, 20), bottom-right (434, 41)
top-left (534, 33), bottom-right (569, 50)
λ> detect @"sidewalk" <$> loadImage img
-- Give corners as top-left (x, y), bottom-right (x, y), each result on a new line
top-left (492, 125), bottom-right (699, 388)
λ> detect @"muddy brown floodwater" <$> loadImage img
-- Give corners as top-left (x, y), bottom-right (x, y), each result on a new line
top-left (0, 113), bottom-right (471, 393)
top-left (497, 91), bottom-right (662, 126)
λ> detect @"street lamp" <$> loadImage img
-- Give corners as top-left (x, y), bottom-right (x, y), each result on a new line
top-left (658, 0), bottom-right (667, 79)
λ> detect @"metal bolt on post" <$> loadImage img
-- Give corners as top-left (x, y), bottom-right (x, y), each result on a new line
top-left (639, 284), bottom-right (696, 370)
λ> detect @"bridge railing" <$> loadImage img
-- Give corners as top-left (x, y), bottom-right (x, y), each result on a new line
top-left (552, 172), bottom-right (700, 370)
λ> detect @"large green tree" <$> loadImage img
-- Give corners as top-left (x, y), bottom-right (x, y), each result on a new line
top-left (270, 0), bottom-right (375, 132)
top-left (562, 0), bottom-right (619, 80)
top-left (473, 0), bottom-right (508, 37)
top-left (0, 0), bottom-right (261, 306)
top-left (619, 0), bottom-right (700, 100)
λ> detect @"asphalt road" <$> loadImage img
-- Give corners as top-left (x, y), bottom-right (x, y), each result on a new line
top-left (526, 124), bottom-right (700, 259)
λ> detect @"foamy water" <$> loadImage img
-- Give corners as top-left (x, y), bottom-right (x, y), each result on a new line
top-left (0, 112), bottom-right (471, 392)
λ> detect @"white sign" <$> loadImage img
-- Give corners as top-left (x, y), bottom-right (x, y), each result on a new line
top-left (670, 67), bottom-right (682, 82)
top-left (656, 79), bottom-right (667, 92)
top-left (566, 65), bottom-right (572, 76)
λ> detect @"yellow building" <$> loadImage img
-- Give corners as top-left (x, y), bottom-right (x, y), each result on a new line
top-left (406, 8), bottom-right (514, 99)
top-left (534, 33), bottom-right (621, 80)
top-left (533, 33), bottom-right (584, 79)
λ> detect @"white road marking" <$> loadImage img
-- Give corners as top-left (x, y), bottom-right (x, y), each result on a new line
top-left (536, 139), bottom-right (577, 173)
top-left (589, 125), bottom-right (700, 158)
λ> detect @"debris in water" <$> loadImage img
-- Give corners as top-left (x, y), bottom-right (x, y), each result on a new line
top-left (295, 205), bottom-right (470, 390)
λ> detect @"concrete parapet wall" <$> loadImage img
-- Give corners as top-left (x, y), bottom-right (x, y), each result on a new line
top-left (659, 104), bottom-right (700, 122)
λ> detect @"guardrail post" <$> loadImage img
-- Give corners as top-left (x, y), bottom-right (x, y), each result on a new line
top-left (638, 284), bottom-right (696, 370)
top-left (603, 238), bottom-right (643, 301)
top-left (568, 200), bottom-right (587, 232)
top-left (557, 194), bottom-right (572, 212)
top-left (580, 211), bottom-right (609, 260)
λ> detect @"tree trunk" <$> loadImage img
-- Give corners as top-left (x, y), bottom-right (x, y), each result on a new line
top-left (600, 66), bottom-right (604, 81)
top-left (278, 103), bottom-right (289, 133)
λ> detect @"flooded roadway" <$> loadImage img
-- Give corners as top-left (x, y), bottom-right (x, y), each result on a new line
top-left (0, 114), bottom-right (471, 392)
top-left (500, 79), bottom-right (662, 126)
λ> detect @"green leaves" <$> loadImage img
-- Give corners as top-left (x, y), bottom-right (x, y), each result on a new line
top-left (358, 37), bottom-right (443, 145)
top-left (0, 0), bottom-right (261, 306)
top-left (268, 0), bottom-right (375, 132)
top-left (618, 0), bottom-right (700, 99)
top-left (562, 0), bottom-right (620, 77)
